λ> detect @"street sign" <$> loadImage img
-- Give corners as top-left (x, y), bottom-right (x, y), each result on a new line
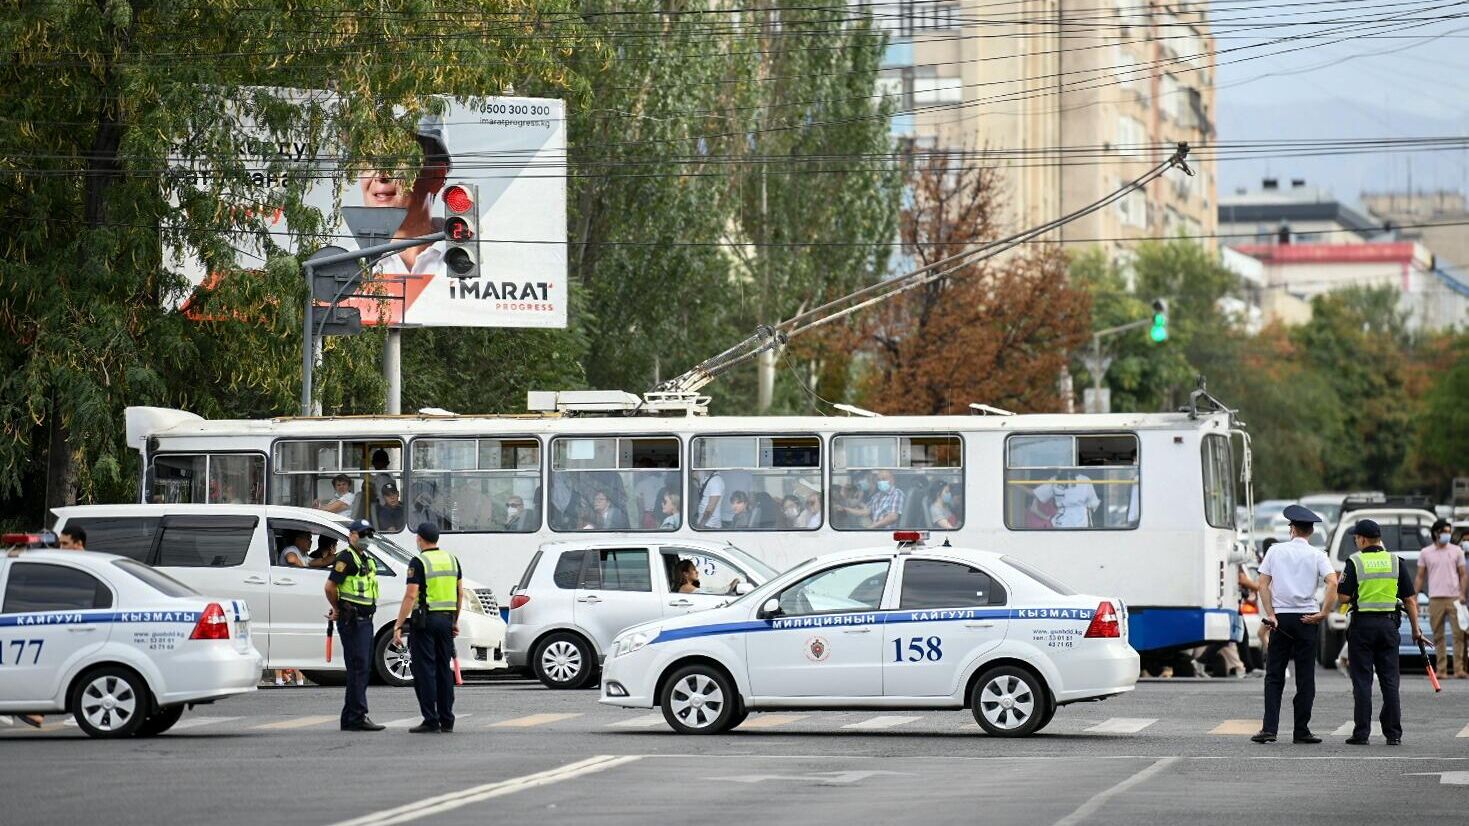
top-left (307, 245), bottom-right (367, 302)
top-left (312, 305), bottom-right (362, 336)
top-left (342, 206), bottom-right (407, 252)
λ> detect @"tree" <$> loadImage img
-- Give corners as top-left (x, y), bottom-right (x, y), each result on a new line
top-left (0, 1), bottom-right (586, 518)
top-left (841, 152), bottom-right (1091, 415)
top-left (1410, 334), bottom-right (1469, 499)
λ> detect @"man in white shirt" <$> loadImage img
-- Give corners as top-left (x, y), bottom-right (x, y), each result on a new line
top-left (1253, 504), bottom-right (1339, 744)
top-left (695, 470), bottom-right (727, 529)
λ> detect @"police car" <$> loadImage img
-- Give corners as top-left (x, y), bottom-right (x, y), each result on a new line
top-left (599, 533), bottom-right (1138, 737)
top-left (0, 545), bottom-right (262, 738)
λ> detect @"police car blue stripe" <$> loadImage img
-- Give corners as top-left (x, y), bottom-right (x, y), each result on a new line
top-left (650, 607), bottom-right (1095, 645)
top-left (0, 610), bottom-right (202, 628)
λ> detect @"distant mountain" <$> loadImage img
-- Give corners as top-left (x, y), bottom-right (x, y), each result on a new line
top-left (1215, 97), bottom-right (1469, 202)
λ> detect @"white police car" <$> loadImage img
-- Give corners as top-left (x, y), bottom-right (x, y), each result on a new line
top-left (0, 546), bottom-right (262, 738)
top-left (600, 534), bottom-right (1138, 737)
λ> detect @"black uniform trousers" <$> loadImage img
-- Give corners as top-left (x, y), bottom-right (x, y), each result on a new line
top-left (1346, 612), bottom-right (1402, 741)
top-left (409, 612), bottom-right (456, 728)
top-left (336, 606), bottom-right (375, 728)
top-left (1261, 613), bottom-right (1319, 736)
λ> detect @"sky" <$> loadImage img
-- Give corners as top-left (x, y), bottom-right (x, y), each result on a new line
top-left (1214, 5), bottom-right (1469, 202)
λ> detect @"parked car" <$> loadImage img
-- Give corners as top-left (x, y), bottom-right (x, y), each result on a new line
top-left (51, 504), bottom-right (507, 686)
top-left (507, 538), bottom-right (777, 689)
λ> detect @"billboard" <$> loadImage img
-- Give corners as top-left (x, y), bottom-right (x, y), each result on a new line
top-left (170, 94), bottom-right (567, 329)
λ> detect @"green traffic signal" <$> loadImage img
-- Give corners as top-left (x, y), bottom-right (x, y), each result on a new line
top-left (1149, 312), bottom-right (1168, 342)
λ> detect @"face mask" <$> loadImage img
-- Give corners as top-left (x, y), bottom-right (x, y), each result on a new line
top-left (877, 480), bottom-right (892, 493)
top-left (784, 506), bottom-right (799, 518)
top-left (507, 506), bottom-right (521, 516)
top-left (1439, 533), bottom-right (1452, 545)
top-left (942, 491), bottom-right (953, 505)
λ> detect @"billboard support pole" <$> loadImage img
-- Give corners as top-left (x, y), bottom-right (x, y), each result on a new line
top-left (384, 329), bottom-right (402, 415)
top-left (298, 232), bottom-right (444, 418)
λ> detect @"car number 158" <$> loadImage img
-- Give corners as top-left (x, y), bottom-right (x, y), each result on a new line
top-left (891, 636), bottom-right (943, 662)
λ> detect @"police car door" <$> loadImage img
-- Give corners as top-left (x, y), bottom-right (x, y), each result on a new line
top-left (745, 559), bottom-right (892, 698)
top-left (884, 557), bottom-right (1008, 698)
top-left (0, 560), bottom-right (114, 704)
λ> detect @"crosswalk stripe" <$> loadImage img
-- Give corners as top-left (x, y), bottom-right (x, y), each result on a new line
top-left (254, 714), bottom-right (337, 730)
top-left (841, 715), bottom-right (921, 730)
top-left (1085, 717), bottom-right (1158, 734)
top-left (172, 716), bottom-right (241, 731)
top-left (608, 714), bottom-right (665, 729)
top-left (1209, 719), bottom-right (1260, 735)
top-left (1458, 723), bottom-right (1469, 738)
top-left (740, 713), bottom-right (807, 729)
top-left (1332, 721), bottom-right (1385, 737)
top-left (489, 713), bottom-right (582, 728)
top-left (387, 714), bottom-right (473, 729)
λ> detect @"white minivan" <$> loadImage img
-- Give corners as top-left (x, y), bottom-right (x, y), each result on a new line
top-left (52, 504), bottom-right (507, 685)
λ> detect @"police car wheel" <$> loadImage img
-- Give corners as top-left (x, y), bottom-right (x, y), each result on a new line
top-left (971, 666), bottom-right (1046, 738)
top-left (136, 704), bottom-right (186, 737)
top-left (71, 666), bottom-right (150, 739)
top-left (374, 630), bottom-right (415, 687)
top-left (1034, 694), bottom-right (1057, 733)
top-left (660, 665), bottom-right (738, 734)
top-left (533, 633), bottom-right (597, 690)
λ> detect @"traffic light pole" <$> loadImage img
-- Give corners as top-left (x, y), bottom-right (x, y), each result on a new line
top-left (299, 231), bottom-right (445, 416)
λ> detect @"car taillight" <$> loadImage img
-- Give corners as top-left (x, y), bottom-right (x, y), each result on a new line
top-left (190, 603), bottom-right (231, 640)
top-left (1084, 601), bottom-right (1121, 639)
top-left (509, 594), bottom-right (530, 610)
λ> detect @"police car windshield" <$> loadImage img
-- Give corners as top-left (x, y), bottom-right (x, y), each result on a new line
top-left (112, 558), bottom-right (197, 598)
top-left (1001, 556), bottom-right (1078, 596)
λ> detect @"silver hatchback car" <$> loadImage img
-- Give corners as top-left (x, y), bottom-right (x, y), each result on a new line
top-left (507, 538), bottom-right (777, 689)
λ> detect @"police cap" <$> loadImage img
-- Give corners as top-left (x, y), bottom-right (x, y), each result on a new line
top-left (414, 521), bottom-right (441, 543)
top-left (1346, 518), bottom-right (1382, 539)
top-left (1281, 504), bottom-right (1323, 524)
top-left (346, 518), bottom-right (375, 536)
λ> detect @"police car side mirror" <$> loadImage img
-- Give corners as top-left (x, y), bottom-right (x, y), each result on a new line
top-left (758, 597), bottom-right (782, 619)
top-left (735, 581), bottom-right (755, 596)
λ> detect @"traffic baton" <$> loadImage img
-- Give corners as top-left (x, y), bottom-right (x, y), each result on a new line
top-left (325, 619), bottom-right (334, 663)
top-left (1419, 640), bottom-right (1441, 692)
top-left (453, 656), bottom-right (464, 686)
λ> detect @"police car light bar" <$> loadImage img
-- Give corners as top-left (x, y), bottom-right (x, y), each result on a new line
top-left (893, 531), bottom-right (929, 544)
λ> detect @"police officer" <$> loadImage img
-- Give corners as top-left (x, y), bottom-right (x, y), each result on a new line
top-left (1252, 505), bottom-right (1339, 744)
top-left (1336, 518), bottom-right (1425, 745)
top-left (326, 519), bottom-right (385, 732)
top-left (392, 522), bottom-right (462, 733)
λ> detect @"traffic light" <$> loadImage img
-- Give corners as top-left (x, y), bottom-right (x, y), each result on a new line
top-left (1149, 299), bottom-right (1169, 343)
top-left (442, 182), bottom-right (479, 279)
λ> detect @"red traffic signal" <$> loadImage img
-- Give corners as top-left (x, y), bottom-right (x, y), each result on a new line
top-left (441, 182), bottom-right (479, 279)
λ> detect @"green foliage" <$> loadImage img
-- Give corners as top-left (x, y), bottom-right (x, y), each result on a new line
top-left (1410, 335), bottom-right (1469, 498)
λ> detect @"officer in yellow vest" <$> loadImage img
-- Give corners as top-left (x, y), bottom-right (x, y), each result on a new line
top-left (1336, 518), bottom-right (1425, 745)
top-left (392, 522), bottom-right (462, 733)
top-left (326, 519), bottom-right (385, 731)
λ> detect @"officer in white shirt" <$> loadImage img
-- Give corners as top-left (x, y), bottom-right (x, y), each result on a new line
top-left (1252, 504), bottom-right (1340, 744)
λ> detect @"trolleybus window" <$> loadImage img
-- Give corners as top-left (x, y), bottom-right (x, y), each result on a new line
top-left (830, 435), bottom-right (962, 531)
top-left (549, 437), bottom-right (680, 532)
top-left (410, 438), bottom-right (541, 534)
top-left (1005, 434), bottom-right (1138, 530)
top-left (689, 435), bottom-right (822, 531)
top-left (1201, 434), bottom-right (1235, 529)
top-left (271, 440), bottom-right (403, 526)
top-left (148, 453), bottom-right (264, 505)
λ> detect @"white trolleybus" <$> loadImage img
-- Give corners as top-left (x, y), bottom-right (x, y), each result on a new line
top-left (121, 388), bottom-right (1251, 667)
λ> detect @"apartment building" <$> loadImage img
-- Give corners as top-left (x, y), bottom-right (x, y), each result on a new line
top-left (873, 0), bottom-right (1217, 249)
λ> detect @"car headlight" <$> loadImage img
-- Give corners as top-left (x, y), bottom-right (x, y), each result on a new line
top-left (460, 586), bottom-right (485, 615)
top-left (612, 628), bottom-right (658, 659)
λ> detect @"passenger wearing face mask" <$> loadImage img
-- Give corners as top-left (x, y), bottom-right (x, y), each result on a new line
top-left (928, 483), bottom-right (959, 530)
top-left (1415, 518), bottom-right (1467, 679)
top-left (503, 495), bottom-right (532, 532)
top-left (868, 470), bottom-right (905, 530)
top-left (780, 495), bottom-right (803, 529)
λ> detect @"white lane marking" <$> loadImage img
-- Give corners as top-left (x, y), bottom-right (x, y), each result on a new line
top-left (172, 716), bottom-right (241, 731)
top-left (1209, 719), bottom-right (1259, 735)
top-left (1406, 771), bottom-right (1469, 786)
top-left (841, 715), bottom-right (921, 731)
top-left (489, 713), bottom-right (582, 728)
top-left (1332, 722), bottom-right (1384, 736)
top-left (254, 714), bottom-right (337, 730)
top-left (1052, 757), bottom-right (1179, 826)
top-left (324, 755), bottom-right (642, 826)
top-left (1084, 718), bottom-right (1157, 735)
top-left (1457, 723), bottom-right (1469, 738)
top-left (740, 714), bottom-right (807, 729)
top-left (608, 714), bottom-right (665, 728)
top-left (386, 714), bottom-right (472, 729)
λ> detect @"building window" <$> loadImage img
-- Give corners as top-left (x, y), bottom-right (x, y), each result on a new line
top-left (149, 453), bottom-right (265, 505)
top-left (271, 440), bottom-right (403, 525)
top-left (410, 438), bottom-right (542, 534)
top-left (690, 435), bottom-right (822, 531)
top-left (1118, 180), bottom-right (1148, 228)
top-left (549, 437), bottom-right (680, 532)
top-left (913, 75), bottom-right (963, 104)
top-left (1117, 117), bottom-right (1146, 155)
top-left (831, 434), bottom-right (963, 531)
top-left (1004, 434), bottom-right (1139, 530)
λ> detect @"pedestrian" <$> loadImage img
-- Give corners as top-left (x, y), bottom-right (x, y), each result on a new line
top-left (57, 526), bottom-right (86, 550)
top-left (392, 522), bottom-right (462, 733)
top-left (1415, 519), bottom-right (1467, 679)
top-left (1336, 518), bottom-right (1425, 745)
top-left (325, 519), bottom-right (385, 732)
top-left (1252, 504), bottom-right (1339, 744)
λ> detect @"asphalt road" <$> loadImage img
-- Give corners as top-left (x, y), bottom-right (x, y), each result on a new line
top-left (4, 670), bottom-right (1467, 826)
